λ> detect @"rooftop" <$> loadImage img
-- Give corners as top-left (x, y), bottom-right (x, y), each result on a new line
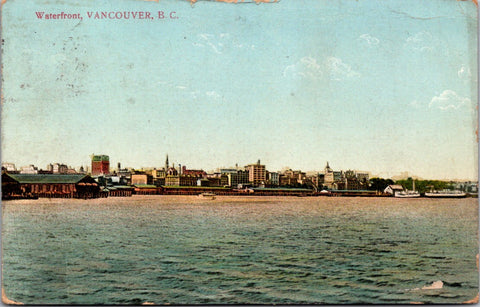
top-left (6, 173), bottom-right (90, 184)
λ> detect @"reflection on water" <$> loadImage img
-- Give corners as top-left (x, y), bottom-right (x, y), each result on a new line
top-left (2, 196), bottom-right (478, 304)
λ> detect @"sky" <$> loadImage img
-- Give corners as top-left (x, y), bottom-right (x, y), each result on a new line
top-left (1, 0), bottom-right (478, 180)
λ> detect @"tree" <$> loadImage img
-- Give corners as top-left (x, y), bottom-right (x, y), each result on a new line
top-left (369, 177), bottom-right (394, 191)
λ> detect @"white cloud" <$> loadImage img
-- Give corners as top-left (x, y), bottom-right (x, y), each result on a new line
top-left (283, 56), bottom-right (323, 79)
top-left (205, 91), bottom-right (221, 99)
top-left (429, 90), bottom-right (471, 110)
top-left (458, 65), bottom-right (471, 80)
top-left (325, 57), bottom-right (360, 80)
top-left (405, 31), bottom-right (441, 53)
top-left (284, 56), bottom-right (360, 81)
top-left (195, 33), bottom-right (223, 54)
top-left (359, 34), bottom-right (379, 46)
top-left (193, 33), bottom-right (254, 54)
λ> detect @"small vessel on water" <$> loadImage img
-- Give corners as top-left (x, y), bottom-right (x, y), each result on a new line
top-left (395, 180), bottom-right (420, 198)
top-left (198, 193), bottom-right (216, 200)
top-left (425, 190), bottom-right (467, 198)
top-left (395, 190), bottom-right (421, 198)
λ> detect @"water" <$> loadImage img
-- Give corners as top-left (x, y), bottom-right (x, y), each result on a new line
top-left (2, 196), bottom-right (478, 304)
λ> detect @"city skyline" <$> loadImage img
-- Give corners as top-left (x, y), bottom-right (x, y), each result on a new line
top-left (2, 154), bottom-right (477, 182)
top-left (1, 0), bottom-right (478, 181)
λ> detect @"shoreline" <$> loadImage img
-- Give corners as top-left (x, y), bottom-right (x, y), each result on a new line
top-left (2, 194), bottom-right (477, 204)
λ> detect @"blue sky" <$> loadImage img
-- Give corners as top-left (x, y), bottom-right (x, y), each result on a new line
top-left (1, 0), bottom-right (478, 180)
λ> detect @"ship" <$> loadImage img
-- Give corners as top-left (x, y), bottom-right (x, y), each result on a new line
top-left (425, 190), bottom-right (467, 198)
top-left (395, 180), bottom-right (420, 198)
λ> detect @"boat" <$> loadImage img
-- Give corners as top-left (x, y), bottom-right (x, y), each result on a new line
top-left (425, 190), bottom-right (467, 198)
top-left (198, 193), bottom-right (216, 200)
top-left (395, 180), bottom-right (420, 198)
top-left (395, 190), bottom-right (421, 198)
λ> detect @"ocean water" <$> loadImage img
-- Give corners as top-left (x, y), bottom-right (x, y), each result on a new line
top-left (2, 196), bottom-right (478, 304)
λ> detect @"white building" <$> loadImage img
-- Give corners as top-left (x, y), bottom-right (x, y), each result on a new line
top-left (268, 172), bottom-right (280, 185)
top-left (2, 162), bottom-right (16, 172)
top-left (384, 185), bottom-right (404, 196)
top-left (20, 165), bottom-right (38, 174)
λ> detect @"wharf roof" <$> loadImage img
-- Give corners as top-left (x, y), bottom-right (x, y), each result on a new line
top-left (252, 188), bottom-right (313, 192)
top-left (111, 185), bottom-right (135, 189)
top-left (330, 189), bottom-right (376, 193)
top-left (133, 184), bottom-right (158, 189)
top-left (386, 185), bottom-right (404, 190)
top-left (6, 173), bottom-right (91, 184)
top-left (162, 185), bottom-right (230, 189)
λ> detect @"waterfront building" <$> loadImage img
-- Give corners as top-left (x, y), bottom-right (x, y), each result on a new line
top-left (133, 185), bottom-right (161, 195)
top-left (281, 169), bottom-right (307, 186)
top-left (323, 162), bottom-right (345, 189)
top-left (50, 163), bottom-right (69, 174)
top-left (279, 174), bottom-right (291, 186)
top-left (104, 185), bottom-right (134, 197)
top-left (345, 177), bottom-right (361, 190)
top-left (2, 173), bottom-right (101, 199)
top-left (227, 170), bottom-right (249, 188)
top-left (66, 168), bottom-right (77, 174)
top-left (206, 173), bottom-right (229, 186)
top-left (117, 167), bottom-right (132, 184)
top-left (151, 169), bottom-right (166, 186)
top-left (167, 167), bottom-right (178, 176)
top-left (384, 184), bottom-right (404, 196)
top-left (220, 169), bottom-right (250, 187)
top-left (182, 166), bottom-right (207, 177)
top-left (197, 178), bottom-right (210, 186)
top-left (165, 175), bottom-right (198, 186)
top-left (152, 169), bottom-right (166, 179)
top-left (245, 160), bottom-right (266, 185)
top-left (207, 177), bottom-right (222, 187)
top-left (306, 174), bottom-right (322, 190)
top-left (131, 173), bottom-right (153, 185)
top-left (356, 172), bottom-right (370, 183)
top-left (1, 171), bottom-right (22, 199)
top-left (181, 176), bottom-right (198, 186)
top-left (1, 162), bottom-right (16, 172)
top-left (267, 171), bottom-right (280, 186)
top-left (108, 175), bottom-right (129, 186)
top-left (318, 173), bottom-right (325, 185)
top-left (19, 165), bottom-right (39, 174)
top-left (91, 155), bottom-right (110, 176)
top-left (153, 178), bottom-right (166, 186)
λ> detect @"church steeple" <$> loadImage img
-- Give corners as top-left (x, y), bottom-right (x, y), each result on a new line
top-left (165, 154), bottom-right (169, 170)
top-left (325, 161), bottom-right (332, 173)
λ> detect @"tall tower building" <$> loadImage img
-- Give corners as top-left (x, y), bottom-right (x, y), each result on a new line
top-left (91, 154), bottom-right (110, 176)
top-left (245, 159), bottom-right (266, 185)
top-left (165, 154), bottom-right (169, 170)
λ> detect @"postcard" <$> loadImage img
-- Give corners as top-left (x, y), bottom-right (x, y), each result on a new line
top-left (1, 0), bottom-right (478, 304)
